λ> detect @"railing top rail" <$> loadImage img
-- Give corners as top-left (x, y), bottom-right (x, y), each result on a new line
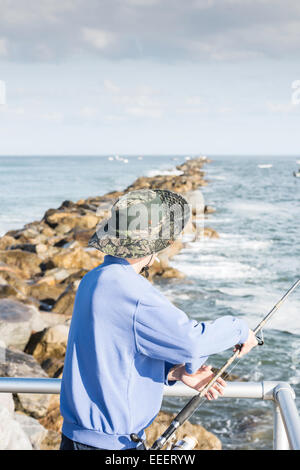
top-left (0, 377), bottom-right (294, 400)
top-left (0, 377), bottom-right (299, 450)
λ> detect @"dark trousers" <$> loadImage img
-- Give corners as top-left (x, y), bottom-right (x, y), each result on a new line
top-left (60, 434), bottom-right (102, 450)
top-left (59, 433), bottom-right (145, 450)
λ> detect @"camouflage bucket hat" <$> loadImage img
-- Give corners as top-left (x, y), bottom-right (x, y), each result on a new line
top-left (88, 189), bottom-right (191, 258)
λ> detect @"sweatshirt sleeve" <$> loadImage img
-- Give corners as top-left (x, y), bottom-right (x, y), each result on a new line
top-left (134, 289), bottom-right (249, 374)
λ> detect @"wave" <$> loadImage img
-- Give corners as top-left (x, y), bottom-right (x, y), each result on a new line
top-left (171, 256), bottom-right (262, 280)
top-left (146, 168), bottom-right (183, 177)
top-left (225, 200), bottom-right (277, 215)
top-left (182, 233), bottom-right (272, 253)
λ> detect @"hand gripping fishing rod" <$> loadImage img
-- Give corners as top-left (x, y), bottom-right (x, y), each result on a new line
top-left (151, 278), bottom-right (300, 450)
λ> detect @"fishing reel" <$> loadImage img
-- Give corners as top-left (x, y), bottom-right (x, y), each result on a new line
top-left (168, 436), bottom-right (198, 450)
top-left (130, 433), bottom-right (197, 450)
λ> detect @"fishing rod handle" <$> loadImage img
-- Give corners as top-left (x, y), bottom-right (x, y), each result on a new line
top-left (151, 349), bottom-right (240, 450)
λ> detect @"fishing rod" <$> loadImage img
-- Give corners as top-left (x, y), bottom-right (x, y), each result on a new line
top-left (150, 278), bottom-right (300, 450)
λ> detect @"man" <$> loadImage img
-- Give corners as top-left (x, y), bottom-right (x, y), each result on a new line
top-left (60, 189), bottom-right (257, 450)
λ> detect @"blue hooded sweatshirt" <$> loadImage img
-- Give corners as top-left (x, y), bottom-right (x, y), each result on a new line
top-left (60, 255), bottom-right (249, 449)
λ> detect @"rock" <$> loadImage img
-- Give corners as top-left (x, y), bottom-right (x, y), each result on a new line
top-left (46, 268), bottom-right (72, 282)
top-left (0, 235), bottom-right (16, 250)
top-left (0, 249), bottom-right (42, 279)
top-left (148, 240), bottom-right (185, 281)
top-left (0, 299), bottom-right (40, 350)
top-left (159, 267), bottom-right (185, 279)
top-left (0, 266), bottom-right (30, 300)
top-left (0, 405), bottom-right (32, 450)
top-left (29, 324), bottom-right (69, 365)
top-left (52, 287), bottom-right (75, 315)
top-left (40, 429), bottom-right (61, 450)
top-left (36, 243), bottom-right (48, 256)
top-left (9, 243), bottom-right (37, 253)
top-left (72, 228), bottom-right (95, 246)
top-left (39, 395), bottom-right (63, 434)
top-left (0, 345), bottom-right (52, 418)
top-left (145, 411), bottom-right (221, 450)
top-left (38, 312), bottom-right (71, 329)
top-left (28, 280), bottom-right (66, 304)
top-left (0, 392), bottom-right (15, 416)
top-left (41, 225), bottom-right (56, 238)
top-left (52, 246), bottom-right (103, 271)
top-left (0, 281), bottom-right (19, 299)
top-left (204, 205), bottom-right (216, 214)
top-left (203, 227), bottom-right (219, 239)
top-left (44, 210), bottom-right (98, 231)
top-left (25, 323), bottom-right (69, 377)
top-left (15, 413), bottom-right (48, 450)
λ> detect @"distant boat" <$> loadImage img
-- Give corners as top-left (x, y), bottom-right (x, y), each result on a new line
top-left (108, 156), bottom-right (114, 161)
top-left (258, 164), bottom-right (273, 169)
top-left (138, 156), bottom-right (143, 160)
top-left (293, 170), bottom-right (300, 178)
top-left (123, 158), bottom-right (129, 163)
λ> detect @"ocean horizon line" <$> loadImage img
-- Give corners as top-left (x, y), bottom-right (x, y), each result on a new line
top-left (0, 154), bottom-right (299, 159)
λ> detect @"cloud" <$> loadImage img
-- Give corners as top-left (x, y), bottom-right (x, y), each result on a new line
top-left (79, 106), bottom-right (98, 118)
top-left (82, 27), bottom-right (116, 50)
top-left (266, 101), bottom-right (296, 114)
top-left (185, 96), bottom-right (203, 106)
top-left (125, 106), bottom-right (163, 118)
top-left (104, 79), bottom-right (120, 94)
top-left (0, 0), bottom-right (300, 62)
top-left (41, 111), bottom-right (64, 122)
top-left (0, 38), bottom-right (8, 56)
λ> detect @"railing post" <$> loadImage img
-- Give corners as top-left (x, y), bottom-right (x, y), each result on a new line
top-left (273, 402), bottom-right (290, 450)
top-left (273, 383), bottom-right (300, 450)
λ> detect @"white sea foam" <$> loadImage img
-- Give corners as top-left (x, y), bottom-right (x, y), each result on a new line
top-left (183, 232), bottom-right (272, 253)
top-left (146, 168), bottom-right (183, 177)
top-left (225, 200), bottom-right (276, 215)
top-left (209, 175), bottom-right (227, 181)
top-left (171, 256), bottom-right (261, 280)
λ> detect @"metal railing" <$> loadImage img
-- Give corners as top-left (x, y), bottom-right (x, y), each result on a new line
top-left (0, 378), bottom-right (300, 450)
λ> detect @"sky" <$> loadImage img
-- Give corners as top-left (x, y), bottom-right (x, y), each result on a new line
top-left (0, 0), bottom-right (300, 156)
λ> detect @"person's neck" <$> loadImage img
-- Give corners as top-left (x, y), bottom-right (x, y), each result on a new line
top-left (126, 256), bottom-right (151, 274)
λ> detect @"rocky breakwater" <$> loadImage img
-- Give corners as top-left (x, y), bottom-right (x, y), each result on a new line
top-left (0, 156), bottom-right (221, 450)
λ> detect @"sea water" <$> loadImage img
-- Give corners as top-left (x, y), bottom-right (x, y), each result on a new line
top-left (0, 154), bottom-right (299, 449)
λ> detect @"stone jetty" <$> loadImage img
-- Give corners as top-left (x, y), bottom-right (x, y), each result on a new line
top-left (0, 156), bottom-right (221, 450)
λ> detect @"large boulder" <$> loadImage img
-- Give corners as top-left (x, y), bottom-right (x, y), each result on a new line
top-left (0, 404), bottom-right (32, 450)
top-left (0, 299), bottom-right (46, 350)
top-left (0, 392), bottom-right (15, 416)
top-left (14, 413), bottom-right (48, 450)
top-left (0, 390), bottom-right (33, 450)
top-left (0, 345), bottom-right (52, 419)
